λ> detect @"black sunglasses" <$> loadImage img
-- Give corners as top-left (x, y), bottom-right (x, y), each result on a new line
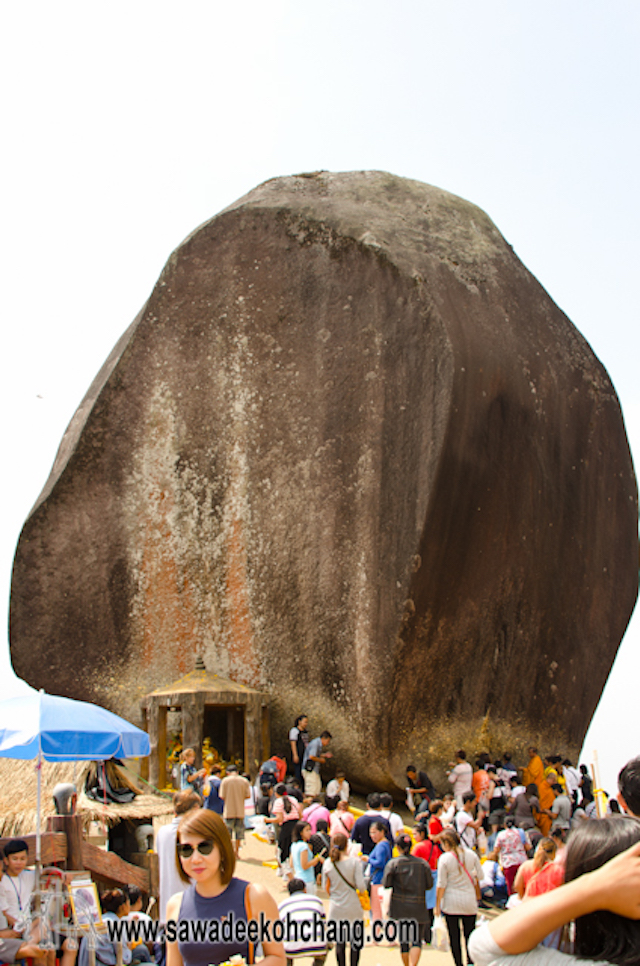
top-left (177, 840), bottom-right (215, 858)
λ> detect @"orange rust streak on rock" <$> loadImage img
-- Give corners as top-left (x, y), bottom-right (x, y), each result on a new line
top-left (140, 496), bottom-right (197, 674)
top-left (226, 515), bottom-right (260, 685)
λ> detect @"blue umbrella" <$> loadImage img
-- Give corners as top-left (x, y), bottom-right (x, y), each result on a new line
top-left (0, 688), bottom-right (150, 860)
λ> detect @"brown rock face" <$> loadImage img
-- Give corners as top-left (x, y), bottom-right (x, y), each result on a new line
top-left (10, 172), bottom-right (638, 789)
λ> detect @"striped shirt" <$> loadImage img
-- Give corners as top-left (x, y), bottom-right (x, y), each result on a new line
top-left (278, 893), bottom-right (327, 957)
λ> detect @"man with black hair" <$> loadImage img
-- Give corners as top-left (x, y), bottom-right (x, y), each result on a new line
top-left (302, 731), bottom-right (333, 797)
top-left (256, 783), bottom-right (275, 817)
top-left (559, 759), bottom-right (578, 802)
top-left (350, 793), bottom-right (392, 854)
top-left (617, 755), bottom-right (640, 817)
top-left (0, 840), bottom-right (77, 966)
top-left (0, 839), bottom-right (35, 928)
top-left (220, 764), bottom-right (251, 857)
top-left (286, 778), bottom-right (304, 803)
top-left (500, 752), bottom-right (517, 776)
top-left (446, 750), bottom-right (473, 807)
top-left (579, 764), bottom-right (593, 804)
top-left (545, 783), bottom-right (571, 832)
top-left (204, 764), bottom-right (224, 815)
top-left (405, 765), bottom-right (436, 812)
top-left (455, 791), bottom-right (484, 850)
top-left (278, 879), bottom-right (327, 966)
top-left (289, 715), bottom-right (310, 786)
top-left (380, 793), bottom-right (404, 839)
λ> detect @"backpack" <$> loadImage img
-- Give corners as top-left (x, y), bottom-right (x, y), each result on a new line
top-left (258, 760), bottom-right (279, 787)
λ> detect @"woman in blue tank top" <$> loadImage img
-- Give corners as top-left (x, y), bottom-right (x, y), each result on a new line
top-left (166, 809), bottom-right (285, 966)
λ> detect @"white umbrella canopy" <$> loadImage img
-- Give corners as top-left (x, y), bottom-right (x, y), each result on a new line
top-left (0, 688), bottom-right (150, 860)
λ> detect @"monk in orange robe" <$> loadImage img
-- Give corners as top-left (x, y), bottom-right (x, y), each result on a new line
top-left (523, 747), bottom-right (554, 835)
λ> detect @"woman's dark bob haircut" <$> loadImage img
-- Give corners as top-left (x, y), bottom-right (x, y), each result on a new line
top-left (565, 814), bottom-right (640, 965)
top-left (175, 809), bottom-right (235, 886)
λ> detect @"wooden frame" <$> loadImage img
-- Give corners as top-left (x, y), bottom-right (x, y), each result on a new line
top-left (68, 880), bottom-right (103, 929)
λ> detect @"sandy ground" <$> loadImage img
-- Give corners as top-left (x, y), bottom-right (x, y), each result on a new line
top-left (234, 830), bottom-right (461, 966)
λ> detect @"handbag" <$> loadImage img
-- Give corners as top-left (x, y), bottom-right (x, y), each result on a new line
top-left (332, 860), bottom-right (371, 911)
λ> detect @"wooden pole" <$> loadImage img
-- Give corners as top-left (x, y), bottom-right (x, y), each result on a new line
top-left (47, 815), bottom-right (85, 870)
top-left (591, 751), bottom-right (605, 818)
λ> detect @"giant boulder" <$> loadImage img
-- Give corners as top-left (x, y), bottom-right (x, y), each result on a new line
top-left (10, 171), bottom-right (638, 788)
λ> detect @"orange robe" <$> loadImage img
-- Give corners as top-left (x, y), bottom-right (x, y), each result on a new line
top-left (523, 754), bottom-right (554, 835)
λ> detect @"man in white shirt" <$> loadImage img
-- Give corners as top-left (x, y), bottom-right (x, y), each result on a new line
top-left (506, 776), bottom-right (526, 810)
top-left (379, 793), bottom-right (404, 840)
top-left (455, 791), bottom-right (484, 850)
top-left (0, 840), bottom-right (35, 929)
top-left (562, 759), bottom-right (581, 804)
top-left (325, 771), bottom-right (350, 806)
top-left (155, 790), bottom-right (200, 922)
top-left (446, 750), bottom-right (473, 807)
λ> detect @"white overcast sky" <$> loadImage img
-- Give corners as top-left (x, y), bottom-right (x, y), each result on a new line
top-left (1, 2), bottom-right (638, 794)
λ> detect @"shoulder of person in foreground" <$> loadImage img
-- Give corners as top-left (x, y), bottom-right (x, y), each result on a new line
top-left (468, 920), bottom-right (574, 966)
top-left (247, 883), bottom-right (287, 964)
top-left (165, 890), bottom-right (184, 926)
top-left (472, 839), bottom-right (640, 962)
top-left (165, 893), bottom-right (184, 966)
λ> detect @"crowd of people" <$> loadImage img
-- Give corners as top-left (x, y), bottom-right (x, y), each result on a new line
top-left (2, 723), bottom-right (640, 966)
top-left (243, 723), bottom-right (640, 966)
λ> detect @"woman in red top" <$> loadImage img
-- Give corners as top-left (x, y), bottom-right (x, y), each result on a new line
top-left (513, 836), bottom-right (557, 898)
top-left (428, 799), bottom-right (445, 842)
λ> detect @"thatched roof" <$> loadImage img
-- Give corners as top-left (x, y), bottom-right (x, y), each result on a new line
top-left (0, 759), bottom-right (173, 837)
top-left (143, 667), bottom-right (269, 701)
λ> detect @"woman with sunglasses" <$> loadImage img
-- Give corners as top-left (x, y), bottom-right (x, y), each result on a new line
top-left (166, 809), bottom-right (285, 966)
